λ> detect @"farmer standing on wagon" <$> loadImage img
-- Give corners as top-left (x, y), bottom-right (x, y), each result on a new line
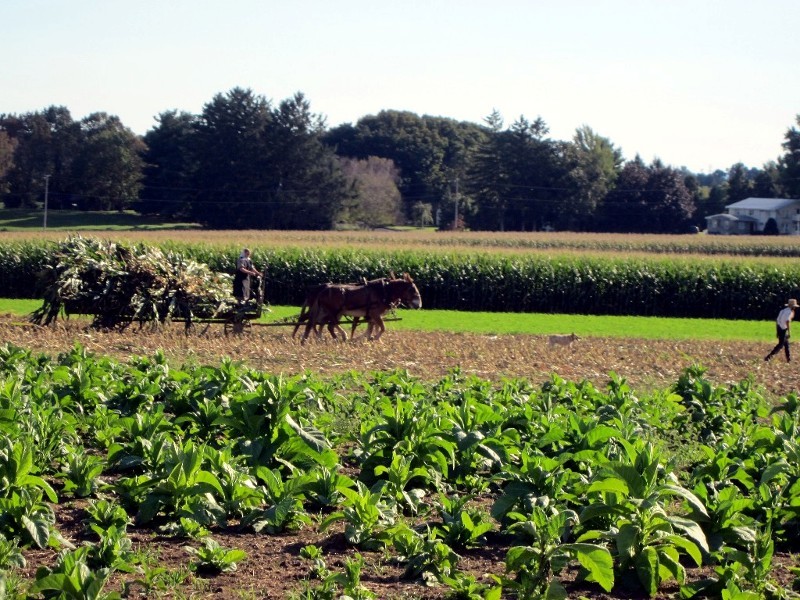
top-left (234, 248), bottom-right (260, 302)
top-left (764, 298), bottom-right (797, 363)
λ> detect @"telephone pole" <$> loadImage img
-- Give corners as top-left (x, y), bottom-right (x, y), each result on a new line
top-left (452, 177), bottom-right (459, 230)
top-left (43, 174), bottom-right (51, 230)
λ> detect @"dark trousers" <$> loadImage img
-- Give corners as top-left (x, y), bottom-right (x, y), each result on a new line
top-left (766, 325), bottom-right (790, 361)
top-left (233, 274), bottom-right (250, 301)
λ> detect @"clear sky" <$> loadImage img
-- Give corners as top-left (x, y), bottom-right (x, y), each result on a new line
top-left (4, 0), bottom-right (799, 173)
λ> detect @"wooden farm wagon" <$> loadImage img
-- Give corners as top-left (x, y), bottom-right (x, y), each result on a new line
top-left (29, 235), bottom-right (268, 334)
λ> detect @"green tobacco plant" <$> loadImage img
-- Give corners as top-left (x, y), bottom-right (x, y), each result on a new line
top-left (84, 499), bottom-right (130, 532)
top-left (491, 453), bottom-right (581, 526)
top-left (29, 546), bottom-right (120, 600)
top-left (683, 525), bottom-right (784, 599)
top-left (292, 550), bottom-right (375, 600)
top-left (0, 488), bottom-right (58, 549)
top-left (389, 523), bottom-right (460, 584)
top-left (184, 537), bottom-right (247, 574)
top-left (299, 544), bottom-right (330, 580)
top-left (301, 465), bottom-right (355, 510)
top-left (319, 481), bottom-right (396, 550)
top-left (0, 532), bottom-right (25, 570)
top-left (20, 401), bottom-right (78, 468)
top-left (373, 449), bottom-right (431, 515)
top-left (87, 524), bottom-right (136, 573)
top-left (439, 572), bottom-right (502, 600)
top-left (229, 374), bottom-right (336, 470)
top-left (435, 493), bottom-right (494, 550)
top-left (158, 516), bottom-right (211, 539)
top-left (126, 439), bottom-right (226, 527)
top-left (356, 393), bottom-right (455, 486)
top-left (690, 483), bottom-right (757, 554)
top-left (326, 553), bottom-right (376, 600)
top-left (59, 446), bottom-right (106, 498)
top-left (174, 395), bottom-right (229, 442)
top-left (242, 467), bottom-right (312, 534)
top-left (439, 390), bottom-right (508, 482)
top-left (0, 433), bottom-right (58, 503)
top-left (579, 440), bottom-right (709, 596)
top-left (203, 445), bottom-right (263, 519)
top-left (503, 505), bottom-right (613, 599)
top-left (87, 406), bottom-right (126, 451)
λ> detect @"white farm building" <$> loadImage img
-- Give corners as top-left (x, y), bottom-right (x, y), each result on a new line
top-left (705, 197), bottom-right (800, 235)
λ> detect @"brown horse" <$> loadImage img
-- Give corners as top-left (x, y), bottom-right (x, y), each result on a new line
top-left (291, 280), bottom-right (375, 340)
top-left (299, 274), bottom-right (422, 343)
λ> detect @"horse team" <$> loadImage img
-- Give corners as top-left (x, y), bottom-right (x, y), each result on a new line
top-left (292, 273), bottom-right (422, 343)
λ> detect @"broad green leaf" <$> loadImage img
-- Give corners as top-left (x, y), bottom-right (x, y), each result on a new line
top-left (21, 474), bottom-right (58, 503)
top-left (193, 470), bottom-right (225, 497)
top-left (635, 546), bottom-right (659, 597)
top-left (21, 514), bottom-right (50, 549)
top-left (585, 425), bottom-right (621, 448)
top-left (545, 580), bottom-right (568, 600)
top-left (318, 511), bottom-right (345, 532)
top-left (660, 484), bottom-right (709, 519)
top-left (484, 585), bottom-right (503, 600)
top-left (616, 523), bottom-right (638, 561)
top-left (285, 414), bottom-right (331, 452)
top-left (563, 543), bottom-right (614, 592)
top-left (666, 516), bottom-right (708, 557)
top-left (28, 573), bottom-right (67, 594)
top-left (658, 547), bottom-right (685, 584)
top-left (586, 477), bottom-right (629, 496)
top-left (730, 525), bottom-right (757, 544)
top-left (759, 458), bottom-right (790, 486)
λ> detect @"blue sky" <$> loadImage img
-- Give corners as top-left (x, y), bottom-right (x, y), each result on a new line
top-left (5, 0), bottom-right (799, 173)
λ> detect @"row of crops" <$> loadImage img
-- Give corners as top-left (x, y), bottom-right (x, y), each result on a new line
top-left (1, 341), bottom-right (799, 598)
top-left (3, 237), bottom-right (800, 320)
top-left (247, 230), bottom-right (800, 258)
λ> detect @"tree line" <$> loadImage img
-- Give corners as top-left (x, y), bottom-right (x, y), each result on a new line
top-left (1, 87), bottom-right (798, 232)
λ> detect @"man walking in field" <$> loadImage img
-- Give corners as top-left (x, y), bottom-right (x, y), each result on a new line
top-left (765, 298), bottom-right (797, 363)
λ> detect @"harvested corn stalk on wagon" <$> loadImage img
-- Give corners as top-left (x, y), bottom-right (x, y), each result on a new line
top-left (29, 235), bottom-right (267, 333)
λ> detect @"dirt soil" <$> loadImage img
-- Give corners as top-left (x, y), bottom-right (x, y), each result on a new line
top-left (3, 315), bottom-right (799, 599)
top-left (2, 315), bottom-right (798, 398)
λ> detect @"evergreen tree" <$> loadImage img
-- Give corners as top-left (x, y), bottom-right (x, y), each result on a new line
top-left (778, 115), bottom-right (800, 198)
top-left (137, 110), bottom-right (199, 218)
top-left (265, 93), bottom-right (348, 229)
top-left (191, 87), bottom-right (273, 228)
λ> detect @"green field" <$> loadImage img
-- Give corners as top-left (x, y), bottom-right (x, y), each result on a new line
top-left (2, 298), bottom-right (773, 341)
top-left (0, 208), bottom-right (200, 231)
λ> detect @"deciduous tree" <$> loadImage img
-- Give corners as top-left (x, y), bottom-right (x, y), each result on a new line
top-left (0, 131), bottom-right (16, 194)
top-left (338, 156), bottom-right (403, 227)
top-left (0, 106), bottom-right (82, 209)
top-left (71, 113), bottom-right (145, 211)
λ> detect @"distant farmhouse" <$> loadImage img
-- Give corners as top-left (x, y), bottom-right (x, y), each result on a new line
top-left (705, 197), bottom-right (800, 235)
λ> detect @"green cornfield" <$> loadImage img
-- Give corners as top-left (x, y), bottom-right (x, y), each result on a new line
top-left (1, 235), bottom-right (799, 320)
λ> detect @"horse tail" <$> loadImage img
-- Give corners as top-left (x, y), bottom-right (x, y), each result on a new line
top-left (292, 298), bottom-right (310, 338)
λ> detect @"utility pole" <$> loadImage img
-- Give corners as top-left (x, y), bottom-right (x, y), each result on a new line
top-left (43, 174), bottom-right (51, 230)
top-left (452, 177), bottom-right (459, 230)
